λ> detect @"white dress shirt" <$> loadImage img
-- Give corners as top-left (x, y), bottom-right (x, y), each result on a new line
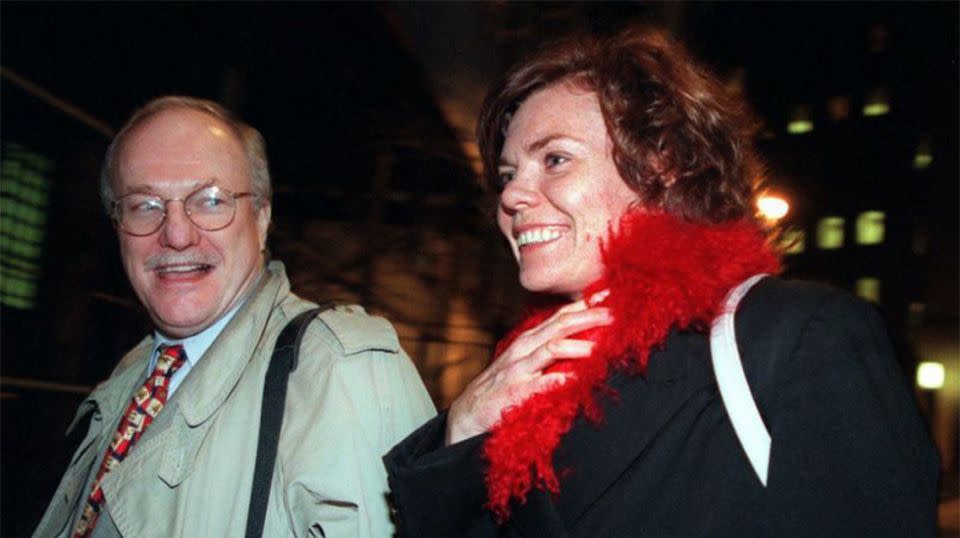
top-left (149, 302), bottom-right (243, 396)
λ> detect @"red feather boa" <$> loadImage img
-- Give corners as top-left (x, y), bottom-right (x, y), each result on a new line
top-left (482, 212), bottom-right (781, 521)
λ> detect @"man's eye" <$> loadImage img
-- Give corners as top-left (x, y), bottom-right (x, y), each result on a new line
top-left (129, 199), bottom-right (163, 213)
top-left (200, 196), bottom-right (226, 208)
top-left (497, 171), bottom-right (515, 188)
top-left (544, 153), bottom-right (568, 168)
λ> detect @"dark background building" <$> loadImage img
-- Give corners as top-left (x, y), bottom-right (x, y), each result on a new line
top-left (2, 3), bottom-right (956, 535)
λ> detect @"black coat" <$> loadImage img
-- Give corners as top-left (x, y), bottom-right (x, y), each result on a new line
top-left (384, 278), bottom-right (939, 537)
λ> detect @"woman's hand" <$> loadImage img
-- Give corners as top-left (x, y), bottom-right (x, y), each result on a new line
top-left (445, 294), bottom-right (613, 445)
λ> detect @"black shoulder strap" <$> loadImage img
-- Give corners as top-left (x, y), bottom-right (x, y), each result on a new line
top-left (245, 304), bottom-right (333, 538)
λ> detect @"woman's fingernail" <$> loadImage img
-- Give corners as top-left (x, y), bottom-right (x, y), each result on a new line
top-left (589, 289), bottom-right (611, 305)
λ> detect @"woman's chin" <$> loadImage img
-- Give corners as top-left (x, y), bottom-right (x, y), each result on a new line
top-left (519, 276), bottom-right (583, 299)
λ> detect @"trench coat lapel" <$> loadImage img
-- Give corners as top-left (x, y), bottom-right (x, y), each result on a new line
top-left (522, 330), bottom-right (716, 529)
top-left (100, 263), bottom-right (292, 535)
top-left (69, 337), bottom-right (155, 437)
top-left (175, 265), bottom-right (287, 428)
top-left (35, 339), bottom-right (153, 537)
top-left (66, 337), bottom-right (154, 472)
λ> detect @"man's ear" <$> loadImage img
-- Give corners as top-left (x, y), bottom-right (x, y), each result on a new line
top-left (256, 202), bottom-right (271, 251)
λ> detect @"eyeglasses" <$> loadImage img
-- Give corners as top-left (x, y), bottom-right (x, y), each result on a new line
top-left (112, 185), bottom-right (260, 236)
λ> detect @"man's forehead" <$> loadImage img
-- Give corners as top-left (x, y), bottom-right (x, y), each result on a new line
top-left (115, 108), bottom-right (248, 185)
top-left (123, 108), bottom-right (238, 151)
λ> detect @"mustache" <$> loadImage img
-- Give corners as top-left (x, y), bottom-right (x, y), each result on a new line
top-left (145, 252), bottom-right (220, 271)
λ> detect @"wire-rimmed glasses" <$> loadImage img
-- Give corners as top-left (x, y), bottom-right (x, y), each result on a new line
top-left (111, 184), bottom-right (260, 236)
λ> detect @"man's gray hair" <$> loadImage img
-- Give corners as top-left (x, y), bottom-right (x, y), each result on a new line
top-left (99, 96), bottom-right (271, 214)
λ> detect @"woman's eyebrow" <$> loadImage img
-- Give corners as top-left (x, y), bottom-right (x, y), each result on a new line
top-left (526, 134), bottom-right (585, 153)
top-left (499, 134), bottom-right (586, 166)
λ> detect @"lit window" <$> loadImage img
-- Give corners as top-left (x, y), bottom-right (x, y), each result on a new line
top-left (913, 137), bottom-right (933, 170)
top-left (863, 88), bottom-right (890, 117)
top-left (827, 96), bottom-right (849, 121)
top-left (855, 278), bottom-right (881, 303)
top-left (856, 211), bottom-right (885, 245)
top-left (916, 361), bottom-right (945, 390)
top-left (787, 106), bottom-right (814, 134)
top-left (781, 229), bottom-right (805, 255)
top-left (817, 217), bottom-right (844, 249)
top-left (0, 143), bottom-right (51, 310)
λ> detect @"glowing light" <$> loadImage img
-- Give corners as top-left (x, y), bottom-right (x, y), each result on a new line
top-left (862, 102), bottom-right (889, 117)
top-left (757, 195), bottom-right (789, 221)
top-left (855, 278), bottom-right (881, 303)
top-left (856, 211), bottom-right (885, 245)
top-left (914, 138), bottom-right (933, 170)
top-left (863, 88), bottom-right (890, 117)
top-left (817, 217), bottom-right (844, 249)
top-left (787, 120), bottom-right (814, 134)
top-left (780, 229), bottom-right (805, 255)
top-left (788, 105), bottom-right (814, 134)
top-left (916, 361), bottom-right (945, 390)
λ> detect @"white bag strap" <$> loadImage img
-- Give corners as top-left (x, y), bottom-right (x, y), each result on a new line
top-left (709, 273), bottom-right (770, 486)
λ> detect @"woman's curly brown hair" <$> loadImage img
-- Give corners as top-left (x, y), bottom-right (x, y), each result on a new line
top-left (477, 27), bottom-right (764, 225)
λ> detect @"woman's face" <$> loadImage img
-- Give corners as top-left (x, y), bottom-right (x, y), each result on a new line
top-left (497, 82), bottom-right (638, 299)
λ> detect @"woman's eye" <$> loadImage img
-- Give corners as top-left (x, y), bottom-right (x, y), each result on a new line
top-left (544, 153), bottom-right (569, 168)
top-left (497, 170), bottom-right (515, 188)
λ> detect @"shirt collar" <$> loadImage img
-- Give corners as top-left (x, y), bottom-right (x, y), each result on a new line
top-left (151, 301), bottom-right (244, 369)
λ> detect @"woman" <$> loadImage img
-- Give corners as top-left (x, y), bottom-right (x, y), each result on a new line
top-left (384, 28), bottom-right (938, 537)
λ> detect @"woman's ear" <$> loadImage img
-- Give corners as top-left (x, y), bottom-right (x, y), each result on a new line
top-left (649, 146), bottom-right (678, 188)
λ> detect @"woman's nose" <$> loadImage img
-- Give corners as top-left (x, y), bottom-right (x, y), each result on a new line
top-left (499, 173), bottom-right (540, 213)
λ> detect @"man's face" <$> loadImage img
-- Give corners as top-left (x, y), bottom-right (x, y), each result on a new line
top-left (113, 108), bottom-right (270, 338)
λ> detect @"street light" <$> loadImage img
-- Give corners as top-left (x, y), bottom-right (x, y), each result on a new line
top-left (757, 194), bottom-right (789, 222)
top-left (917, 361), bottom-right (945, 390)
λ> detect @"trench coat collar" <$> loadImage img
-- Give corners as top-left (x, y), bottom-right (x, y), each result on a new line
top-left (174, 261), bottom-right (288, 427)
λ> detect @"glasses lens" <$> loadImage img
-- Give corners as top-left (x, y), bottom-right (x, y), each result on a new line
top-left (117, 194), bottom-right (165, 235)
top-left (185, 186), bottom-right (236, 231)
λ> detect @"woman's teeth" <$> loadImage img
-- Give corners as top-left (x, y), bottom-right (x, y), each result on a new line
top-left (516, 228), bottom-right (563, 247)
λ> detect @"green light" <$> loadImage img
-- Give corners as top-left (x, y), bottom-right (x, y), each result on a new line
top-left (781, 229), bottom-right (805, 254)
top-left (787, 120), bottom-right (814, 134)
top-left (0, 293), bottom-right (32, 310)
top-left (913, 152), bottom-right (932, 170)
top-left (0, 142), bottom-right (52, 310)
top-left (856, 211), bottom-right (885, 245)
top-left (855, 277), bottom-right (881, 303)
top-left (817, 217), bottom-right (845, 249)
top-left (862, 102), bottom-right (889, 117)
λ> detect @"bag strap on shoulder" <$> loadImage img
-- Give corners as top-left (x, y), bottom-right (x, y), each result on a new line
top-left (710, 274), bottom-right (771, 487)
top-left (246, 304), bottom-right (333, 538)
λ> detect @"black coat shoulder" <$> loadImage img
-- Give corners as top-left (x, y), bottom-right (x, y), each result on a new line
top-left (384, 277), bottom-right (940, 537)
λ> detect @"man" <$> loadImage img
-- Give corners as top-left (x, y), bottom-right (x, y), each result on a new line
top-left (35, 96), bottom-right (436, 537)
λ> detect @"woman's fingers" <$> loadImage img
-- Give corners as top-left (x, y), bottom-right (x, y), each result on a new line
top-left (503, 307), bottom-right (611, 361)
top-left (445, 295), bottom-right (614, 445)
top-left (523, 338), bottom-right (594, 373)
top-left (530, 372), bottom-right (576, 393)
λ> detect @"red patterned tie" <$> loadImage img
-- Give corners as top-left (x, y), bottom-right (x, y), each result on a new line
top-left (72, 344), bottom-right (186, 537)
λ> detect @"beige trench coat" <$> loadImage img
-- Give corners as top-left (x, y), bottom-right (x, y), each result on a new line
top-left (35, 261), bottom-right (436, 537)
